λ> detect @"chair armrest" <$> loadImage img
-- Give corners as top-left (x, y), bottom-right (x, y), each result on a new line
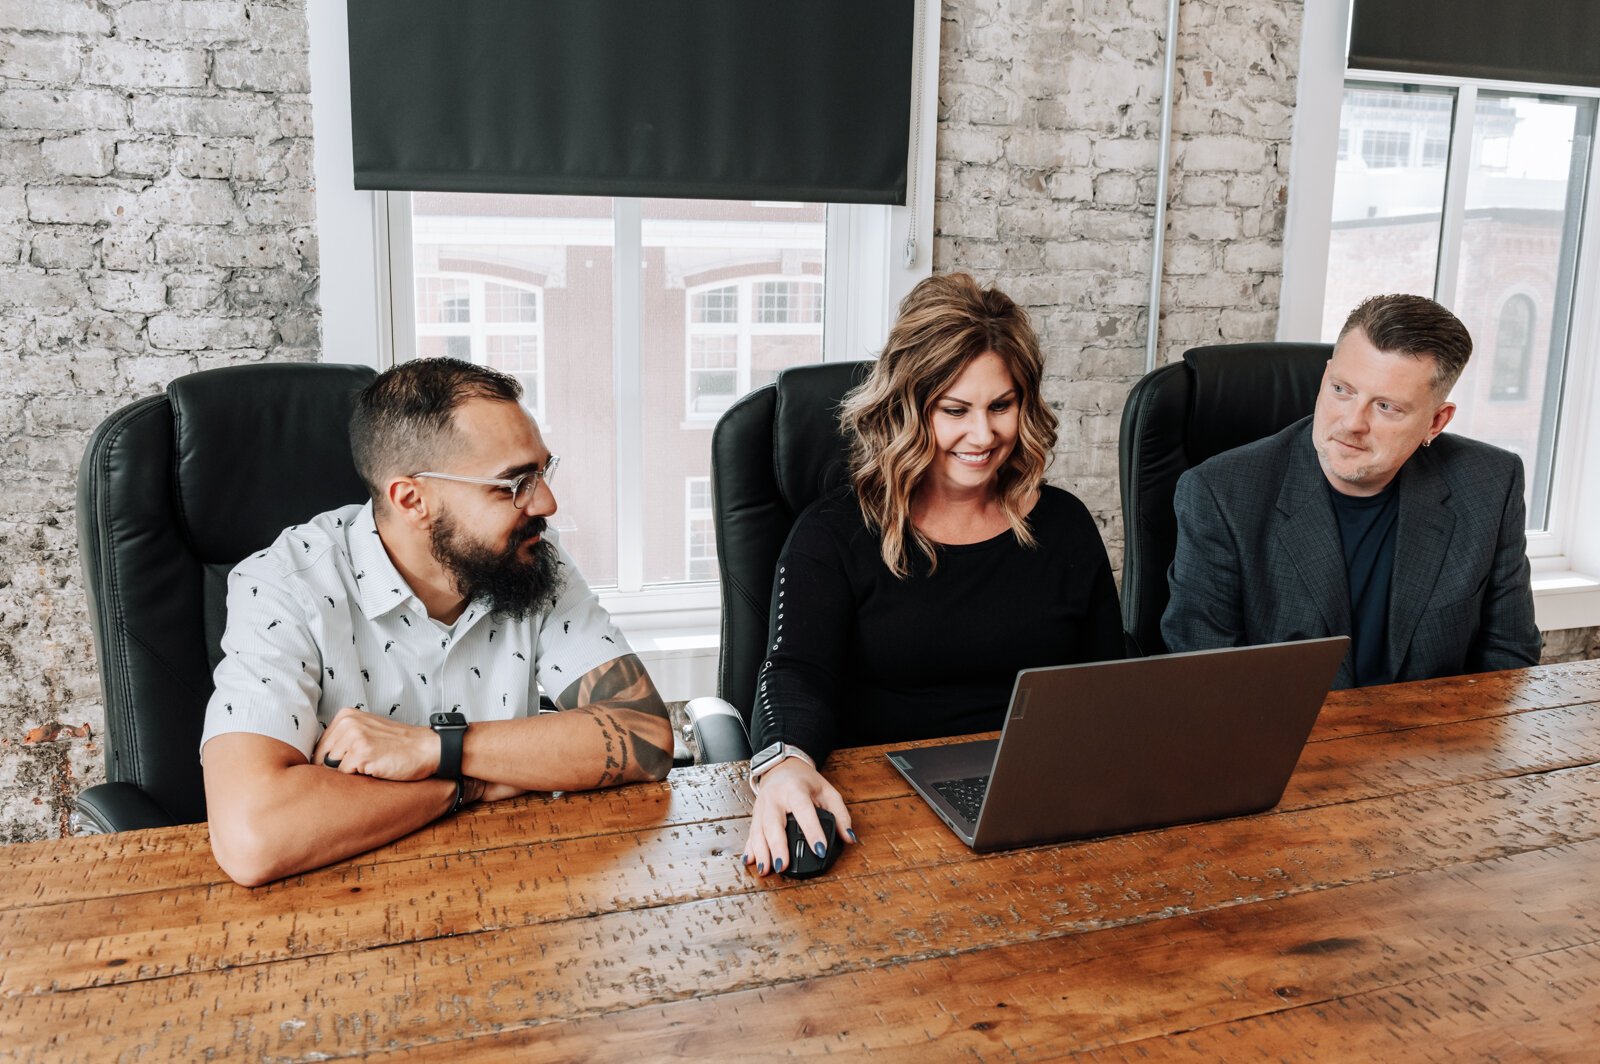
top-left (683, 696), bottom-right (752, 765)
top-left (74, 782), bottom-right (177, 834)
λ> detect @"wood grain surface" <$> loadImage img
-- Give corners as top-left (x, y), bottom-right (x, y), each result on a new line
top-left (2, 662), bottom-right (1597, 1062)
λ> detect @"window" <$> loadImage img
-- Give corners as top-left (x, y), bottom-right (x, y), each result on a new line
top-left (413, 268), bottom-right (547, 421)
top-left (1360, 128), bottom-right (1412, 168)
top-left (389, 194), bottom-right (876, 595)
top-left (685, 477), bottom-right (716, 582)
top-left (311, 0), bottom-right (940, 633)
top-left (1282, 23), bottom-right (1600, 626)
top-left (1491, 294), bottom-right (1536, 401)
top-left (1322, 83), bottom-right (1595, 531)
top-left (685, 276), bottom-right (825, 418)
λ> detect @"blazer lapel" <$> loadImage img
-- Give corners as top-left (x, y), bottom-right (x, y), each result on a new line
top-left (1387, 447), bottom-right (1455, 677)
top-left (1275, 428), bottom-right (1350, 640)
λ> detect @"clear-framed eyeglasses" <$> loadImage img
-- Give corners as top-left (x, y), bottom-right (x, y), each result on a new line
top-left (412, 456), bottom-right (559, 508)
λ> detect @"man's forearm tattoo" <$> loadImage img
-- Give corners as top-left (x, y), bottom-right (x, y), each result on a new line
top-left (562, 655), bottom-right (674, 786)
top-left (592, 709), bottom-right (629, 788)
top-left (558, 654), bottom-right (669, 718)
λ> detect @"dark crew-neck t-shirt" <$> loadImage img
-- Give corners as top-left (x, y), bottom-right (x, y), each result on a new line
top-left (749, 485), bottom-right (1125, 764)
top-left (1327, 479), bottom-right (1400, 686)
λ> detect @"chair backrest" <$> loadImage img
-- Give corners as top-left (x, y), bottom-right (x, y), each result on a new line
top-left (710, 361), bottom-right (872, 722)
top-left (77, 362), bottom-right (376, 824)
top-left (1118, 342), bottom-right (1332, 657)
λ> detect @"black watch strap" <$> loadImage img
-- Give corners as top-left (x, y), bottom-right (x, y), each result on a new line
top-left (449, 777), bottom-right (466, 815)
top-left (430, 712), bottom-right (467, 779)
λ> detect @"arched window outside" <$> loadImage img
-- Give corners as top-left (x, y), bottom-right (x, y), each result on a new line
top-left (685, 276), bottom-right (824, 417)
top-left (1490, 294), bottom-right (1535, 402)
top-left (415, 273), bottom-right (546, 419)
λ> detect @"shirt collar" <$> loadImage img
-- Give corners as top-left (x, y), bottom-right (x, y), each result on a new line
top-left (347, 502), bottom-right (497, 632)
top-left (349, 502), bottom-right (422, 620)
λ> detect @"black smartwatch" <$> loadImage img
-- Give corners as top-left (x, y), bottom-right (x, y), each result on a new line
top-left (429, 712), bottom-right (468, 780)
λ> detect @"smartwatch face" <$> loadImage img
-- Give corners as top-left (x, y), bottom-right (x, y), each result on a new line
top-left (750, 742), bottom-right (785, 773)
top-left (430, 712), bottom-right (467, 729)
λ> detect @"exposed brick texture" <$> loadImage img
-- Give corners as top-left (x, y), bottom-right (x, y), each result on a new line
top-left (0, 0), bottom-right (317, 841)
top-left (0, 0), bottom-right (1593, 842)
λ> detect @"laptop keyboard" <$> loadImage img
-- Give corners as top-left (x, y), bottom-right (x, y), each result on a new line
top-left (932, 775), bottom-right (990, 824)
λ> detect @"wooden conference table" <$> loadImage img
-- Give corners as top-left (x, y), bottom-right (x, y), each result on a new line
top-left (3, 661), bottom-right (1600, 1061)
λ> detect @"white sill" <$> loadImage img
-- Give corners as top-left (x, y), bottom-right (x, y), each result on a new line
top-left (600, 585), bottom-right (721, 701)
top-left (1532, 571), bottom-right (1600, 631)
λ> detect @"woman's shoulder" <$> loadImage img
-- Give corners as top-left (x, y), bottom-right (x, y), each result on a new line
top-left (1031, 483), bottom-right (1093, 522)
top-left (789, 485), bottom-right (874, 551)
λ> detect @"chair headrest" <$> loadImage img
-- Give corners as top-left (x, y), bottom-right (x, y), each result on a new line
top-left (168, 362), bottom-right (377, 562)
top-left (1182, 343), bottom-right (1330, 466)
top-left (772, 361), bottom-right (873, 514)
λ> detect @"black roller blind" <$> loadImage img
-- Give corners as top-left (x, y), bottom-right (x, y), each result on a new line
top-left (1349, 0), bottom-right (1600, 88)
top-left (347, 0), bottom-right (916, 204)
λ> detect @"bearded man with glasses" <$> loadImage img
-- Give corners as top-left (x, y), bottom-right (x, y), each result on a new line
top-left (200, 358), bottom-right (673, 886)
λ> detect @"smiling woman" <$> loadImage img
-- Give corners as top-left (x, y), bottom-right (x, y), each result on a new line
top-left (737, 273), bottom-right (1126, 879)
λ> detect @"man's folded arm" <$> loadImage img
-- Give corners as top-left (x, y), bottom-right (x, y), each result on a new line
top-left (203, 732), bottom-right (457, 887)
top-left (202, 572), bottom-right (491, 887)
top-left (459, 653), bottom-right (674, 791)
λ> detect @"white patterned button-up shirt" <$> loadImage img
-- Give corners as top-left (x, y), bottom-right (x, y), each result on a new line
top-left (201, 502), bottom-right (628, 760)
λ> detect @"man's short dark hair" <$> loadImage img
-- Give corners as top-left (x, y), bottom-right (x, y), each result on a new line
top-left (350, 357), bottom-right (522, 508)
top-left (1338, 293), bottom-right (1473, 396)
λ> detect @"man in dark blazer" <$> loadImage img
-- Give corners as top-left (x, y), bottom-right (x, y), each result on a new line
top-left (1162, 293), bottom-right (1540, 689)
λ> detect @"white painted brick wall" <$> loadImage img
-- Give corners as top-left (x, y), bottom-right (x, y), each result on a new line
top-left (0, 0), bottom-right (318, 842)
top-left (935, 0), bottom-right (1303, 541)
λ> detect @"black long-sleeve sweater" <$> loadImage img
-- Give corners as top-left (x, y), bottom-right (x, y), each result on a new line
top-left (750, 485), bottom-right (1125, 764)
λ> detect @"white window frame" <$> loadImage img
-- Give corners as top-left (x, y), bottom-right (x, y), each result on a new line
top-left (307, 0), bottom-right (940, 645)
top-left (1281, 0), bottom-right (1600, 630)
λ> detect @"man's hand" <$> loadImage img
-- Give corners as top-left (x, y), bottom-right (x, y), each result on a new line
top-left (313, 707), bottom-right (439, 781)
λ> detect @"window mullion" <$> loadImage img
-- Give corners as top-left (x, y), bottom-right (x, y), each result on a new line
top-left (739, 283), bottom-right (752, 393)
top-left (1434, 84), bottom-right (1477, 309)
top-left (384, 191), bottom-right (416, 367)
top-left (613, 199), bottom-right (645, 593)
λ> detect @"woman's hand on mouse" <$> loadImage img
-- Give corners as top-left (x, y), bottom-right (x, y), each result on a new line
top-left (742, 758), bottom-right (855, 877)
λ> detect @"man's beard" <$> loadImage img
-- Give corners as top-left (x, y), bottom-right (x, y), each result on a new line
top-left (430, 509), bottom-right (565, 621)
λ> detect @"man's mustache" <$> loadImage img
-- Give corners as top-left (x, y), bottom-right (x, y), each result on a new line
top-left (509, 516), bottom-right (547, 548)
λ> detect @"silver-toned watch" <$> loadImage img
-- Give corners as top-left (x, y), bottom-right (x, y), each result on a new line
top-left (748, 741), bottom-right (815, 793)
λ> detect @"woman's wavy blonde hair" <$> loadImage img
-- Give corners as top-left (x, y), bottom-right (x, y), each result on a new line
top-left (840, 272), bottom-right (1057, 578)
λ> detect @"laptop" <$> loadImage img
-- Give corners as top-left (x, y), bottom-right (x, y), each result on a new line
top-left (887, 636), bottom-right (1349, 852)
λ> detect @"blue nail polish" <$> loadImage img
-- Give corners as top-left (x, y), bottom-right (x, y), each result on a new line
top-left (847, 829), bottom-right (859, 842)
top-left (813, 841), bottom-right (826, 858)
top-left (774, 857), bottom-right (784, 873)
top-left (758, 861), bottom-right (766, 874)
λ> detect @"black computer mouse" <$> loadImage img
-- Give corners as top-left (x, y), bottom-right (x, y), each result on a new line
top-left (781, 808), bottom-right (840, 879)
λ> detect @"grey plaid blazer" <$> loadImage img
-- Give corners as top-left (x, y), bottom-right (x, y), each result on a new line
top-left (1161, 417), bottom-right (1540, 689)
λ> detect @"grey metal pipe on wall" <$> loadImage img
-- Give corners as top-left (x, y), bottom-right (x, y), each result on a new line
top-left (1145, 0), bottom-right (1181, 373)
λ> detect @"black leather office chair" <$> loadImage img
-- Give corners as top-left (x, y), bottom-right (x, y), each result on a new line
top-left (708, 361), bottom-right (873, 726)
top-left (1118, 342), bottom-right (1332, 657)
top-left (76, 362), bottom-right (376, 831)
